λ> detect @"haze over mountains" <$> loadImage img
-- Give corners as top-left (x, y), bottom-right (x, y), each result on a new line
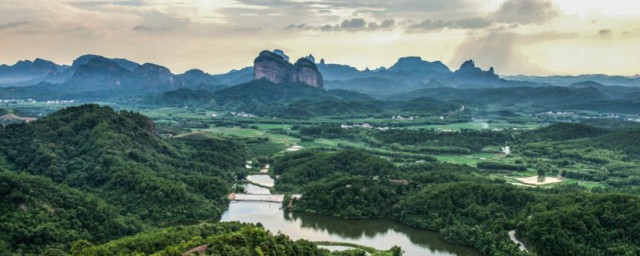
top-left (2, 49), bottom-right (639, 91)
top-left (1, 49), bottom-right (640, 115)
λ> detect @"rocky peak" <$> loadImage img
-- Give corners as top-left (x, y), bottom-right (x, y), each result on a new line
top-left (305, 54), bottom-right (316, 63)
top-left (454, 59), bottom-right (499, 81)
top-left (458, 60), bottom-right (478, 70)
top-left (254, 50), bottom-right (294, 84)
top-left (293, 57), bottom-right (323, 88)
top-left (272, 49), bottom-right (289, 62)
top-left (253, 50), bottom-right (323, 88)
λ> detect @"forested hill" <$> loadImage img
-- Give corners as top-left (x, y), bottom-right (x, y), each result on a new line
top-left (275, 149), bottom-right (640, 256)
top-left (214, 79), bottom-right (383, 117)
top-left (0, 168), bottom-right (144, 254)
top-left (0, 104), bottom-right (246, 225)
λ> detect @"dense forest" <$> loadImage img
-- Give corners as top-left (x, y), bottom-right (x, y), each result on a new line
top-left (0, 168), bottom-right (143, 254)
top-left (275, 149), bottom-right (640, 256)
top-left (0, 105), bottom-right (250, 254)
top-left (70, 222), bottom-right (387, 256)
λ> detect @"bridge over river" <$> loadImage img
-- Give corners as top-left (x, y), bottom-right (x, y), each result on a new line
top-left (228, 193), bottom-right (301, 203)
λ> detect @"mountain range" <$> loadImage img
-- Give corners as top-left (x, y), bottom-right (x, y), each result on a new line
top-left (4, 50), bottom-right (638, 95)
top-left (1, 50), bottom-right (640, 116)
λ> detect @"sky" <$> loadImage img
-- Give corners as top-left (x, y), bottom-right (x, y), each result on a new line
top-left (0, 0), bottom-right (639, 76)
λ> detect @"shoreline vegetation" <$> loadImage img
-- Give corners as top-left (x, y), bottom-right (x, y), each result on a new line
top-left (314, 241), bottom-right (402, 255)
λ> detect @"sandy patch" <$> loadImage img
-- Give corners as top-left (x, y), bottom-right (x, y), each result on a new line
top-left (515, 176), bottom-right (563, 186)
top-left (286, 145), bottom-right (303, 152)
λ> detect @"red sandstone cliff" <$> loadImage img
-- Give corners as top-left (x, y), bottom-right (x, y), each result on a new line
top-left (253, 50), bottom-right (323, 88)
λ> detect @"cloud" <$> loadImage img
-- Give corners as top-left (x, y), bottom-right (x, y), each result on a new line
top-left (492, 0), bottom-right (558, 25)
top-left (340, 18), bottom-right (367, 29)
top-left (451, 31), bottom-right (577, 75)
top-left (235, 0), bottom-right (473, 15)
top-left (598, 29), bottom-right (613, 37)
top-left (132, 25), bottom-right (152, 31)
top-left (232, 0), bottom-right (479, 23)
top-left (65, 0), bottom-right (145, 10)
top-left (287, 18), bottom-right (396, 32)
top-left (0, 21), bottom-right (29, 30)
top-left (406, 18), bottom-right (493, 32)
top-left (369, 19), bottom-right (395, 29)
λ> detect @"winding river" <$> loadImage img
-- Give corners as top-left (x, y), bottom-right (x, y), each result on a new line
top-left (220, 176), bottom-right (480, 256)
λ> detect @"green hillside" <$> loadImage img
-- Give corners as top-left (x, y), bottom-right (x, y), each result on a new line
top-left (0, 169), bottom-right (143, 254)
top-left (0, 105), bottom-right (246, 224)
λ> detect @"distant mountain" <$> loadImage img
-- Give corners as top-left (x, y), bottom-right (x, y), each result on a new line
top-left (392, 86), bottom-right (612, 107)
top-left (178, 69), bottom-right (220, 87)
top-left (0, 58), bottom-right (68, 86)
top-left (45, 54), bottom-right (141, 84)
top-left (454, 60), bottom-right (499, 84)
top-left (65, 57), bottom-right (131, 90)
top-left (211, 53), bottom-right (510, 96)
top-left (1, 55), bottom-right (225, 99)
top-left (3, 51), bottom-right (639, 112)
top-left (388, 56), bottom-right (451, 75)
top-left (211, 67), bottom-right (253, 85)
top-left (317, 59), bottom-right (364, 80)
top-left (71, 54), bottom-right (140, 71)
top-left (506, 74), bottom-right (640, 87)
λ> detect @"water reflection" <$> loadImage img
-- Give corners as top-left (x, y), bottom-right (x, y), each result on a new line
top-left (221, 202), bottom-right (480, 256)
top-left (229, 175), bottom-right (480, 256)
top-left (246, 174), bottom-right (274, 187)
top-left (243, 183), bottom-right (271, 194)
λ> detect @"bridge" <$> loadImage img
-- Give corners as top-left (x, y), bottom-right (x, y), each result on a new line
top-left (228, 193), bottom-right (302, 203)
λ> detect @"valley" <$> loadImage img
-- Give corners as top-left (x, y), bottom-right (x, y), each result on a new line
top-left (1, 50), bottom-right (640, 256)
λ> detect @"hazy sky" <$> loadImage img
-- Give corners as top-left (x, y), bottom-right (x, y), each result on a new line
top-left (1, 0), bottom-right (639, 76)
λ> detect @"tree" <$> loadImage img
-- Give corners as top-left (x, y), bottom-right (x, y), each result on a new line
top-left (537, 168), bottom-right (546, 183)
top-left (390, 246), bottom-right (403, 256)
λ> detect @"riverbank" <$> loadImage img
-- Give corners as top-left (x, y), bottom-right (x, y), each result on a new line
top-left (314, 241), bottom-right (400, 256)
top-left (228, 174), bottom-right (483, 256)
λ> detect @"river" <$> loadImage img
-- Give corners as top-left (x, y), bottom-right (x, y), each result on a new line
top-left (220, 176), bottom-right (480, 256)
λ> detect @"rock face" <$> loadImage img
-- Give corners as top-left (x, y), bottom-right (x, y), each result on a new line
top-left (253, 50), bottom-right (323, 88)
top-left (254, 51), bottom-right (294, 84)
top-left (293, 58), bottom-right (323, 88)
